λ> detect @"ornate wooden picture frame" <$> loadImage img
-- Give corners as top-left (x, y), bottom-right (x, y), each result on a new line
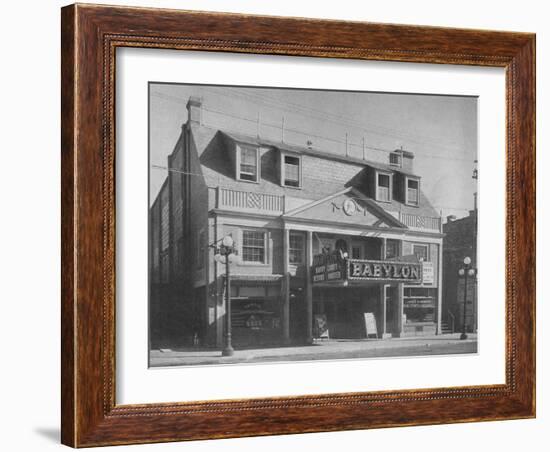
top-left (61, 3), bottom-right (535, 447)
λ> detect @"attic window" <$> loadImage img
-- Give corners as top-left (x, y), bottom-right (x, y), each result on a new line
top-left (237, 145), bottom-right (259, 183)
top-left (376, 172), bottom-right (392, 202)
top-left (389, 152), bottom-right (401, 166)
top-left (406, 178), bottom-right (419, 205)
top-left (282, 154), bottom-right (301, 188)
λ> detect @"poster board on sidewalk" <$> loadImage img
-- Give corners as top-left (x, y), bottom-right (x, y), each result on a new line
top-left (363, 312), bottom-right (378, 338)
top-left (313, 314), bottom-right (330, 339)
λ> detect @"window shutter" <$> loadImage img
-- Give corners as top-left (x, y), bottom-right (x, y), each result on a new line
top-left (235, 144), bottom-right (241, 180)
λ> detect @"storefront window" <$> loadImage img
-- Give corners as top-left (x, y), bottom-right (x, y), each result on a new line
top-left (231, 297), bottom-right (281, 345)
top-left (242, 230), bottom-right (266, 263)
top-left (403, 287), bottom-right (436, 323)
top-left (289, 232), bottom-right (305, 264)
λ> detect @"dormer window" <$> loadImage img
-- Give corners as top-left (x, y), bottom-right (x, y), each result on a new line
top-left (406, 177), bottom-right (419, 205)
top-left (281, 153), bottom-right (301, 188)
top-left (237, 145), bottom-right (259, 183)
top-left (376, 172), bottom-right (392, 202)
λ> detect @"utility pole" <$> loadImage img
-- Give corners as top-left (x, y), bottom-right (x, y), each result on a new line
top-left (472, 159), bottom-right (478, 266)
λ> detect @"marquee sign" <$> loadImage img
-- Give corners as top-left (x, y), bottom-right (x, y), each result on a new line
top-left (312, 253), bottom-right (422, 284)
top-left (312, 253), bottom-right (344, 283)
top-left (348, 259), bottom-right (422, 283)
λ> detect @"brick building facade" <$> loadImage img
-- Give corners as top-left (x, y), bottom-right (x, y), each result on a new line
top-left (150, 97), bottom-right (445, 349)
top-left (442, 211), bottom-right (478, 334)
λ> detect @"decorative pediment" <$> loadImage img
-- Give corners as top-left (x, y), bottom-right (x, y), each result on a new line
top-left (283, 188), bottom-right (406, 228)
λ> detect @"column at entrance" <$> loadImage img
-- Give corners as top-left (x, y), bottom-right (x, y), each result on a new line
top-left (305, 230), bottom-right (313, 344)
top-left (393, 283), bottom-right (404, 338)
top-left (282, 228), bottom-right (290, 344)
top-left (380, 285), bottom-right (391, 339)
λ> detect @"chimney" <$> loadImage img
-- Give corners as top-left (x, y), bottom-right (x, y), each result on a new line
top-left (389, 148), bottom-right (414, 171)
top-left (400, 149), bottom-right (414, 172)
top-left (186, 96), bottom-right (202, 125)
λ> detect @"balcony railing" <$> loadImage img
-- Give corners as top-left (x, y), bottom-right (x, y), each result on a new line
top-left (217, 187), bottom-right (284, 213)
top-left (399, 212), bottom-right (441, 232)
top-left (214, 187), bottom-right (441, 230)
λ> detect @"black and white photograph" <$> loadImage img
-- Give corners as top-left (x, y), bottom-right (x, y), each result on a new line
top-left (148, 83), bottom-right (479, 367)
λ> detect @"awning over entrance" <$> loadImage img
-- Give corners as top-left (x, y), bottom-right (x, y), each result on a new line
top-left (223, 274), bottom-right (283, 285)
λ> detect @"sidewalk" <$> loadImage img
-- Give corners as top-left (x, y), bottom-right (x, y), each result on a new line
top-left (150, 333), bottom-right (478, 367)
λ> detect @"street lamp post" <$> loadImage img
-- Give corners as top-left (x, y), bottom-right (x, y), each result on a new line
top-left (215, 235), bottom-right (236, 356)
top-left (458, 256), bottom-right (476, 340)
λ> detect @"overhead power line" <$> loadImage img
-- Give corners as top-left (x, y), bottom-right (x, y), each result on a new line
top-left (201, 86), bottom-right (466, 153)
top-left (198, 104), bottom-right (475, 163)
top-left (150, 89), bottom-right (471, 157)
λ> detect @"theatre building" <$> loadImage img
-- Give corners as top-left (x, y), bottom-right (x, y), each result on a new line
top-left (149, 97), bottom-right (444, 348)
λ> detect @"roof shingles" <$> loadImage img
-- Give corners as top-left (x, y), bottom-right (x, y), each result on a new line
top-left (189, 125), bottom-right (439, 219)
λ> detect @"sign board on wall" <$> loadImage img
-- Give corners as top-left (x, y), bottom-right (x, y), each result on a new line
top-left (422, 261), bottom-right (434, 284)
top-left (312, 253), bottom-right (344, 283)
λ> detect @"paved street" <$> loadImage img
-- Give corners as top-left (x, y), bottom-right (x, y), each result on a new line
top-left (150, 333), bottom-right (477, 367)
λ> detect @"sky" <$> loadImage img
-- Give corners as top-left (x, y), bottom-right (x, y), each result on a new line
top-left (149, 83), bottom-right (478, 220)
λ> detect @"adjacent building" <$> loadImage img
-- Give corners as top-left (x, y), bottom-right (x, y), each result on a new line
top-left (150, 97), bottom-right (445, 348)
top-left (442, 210), bottom-right (478, 334)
